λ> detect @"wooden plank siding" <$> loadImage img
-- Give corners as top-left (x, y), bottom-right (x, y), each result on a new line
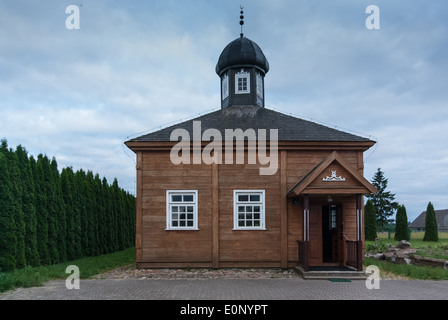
top-left (136, 147), bottom-right (368, 268)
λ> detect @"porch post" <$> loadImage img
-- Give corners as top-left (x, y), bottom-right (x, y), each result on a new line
top-left (302, 194), bottom-right (310, 271)
top-left (356, 194), bottom-right (363, 271)
top-left (304, 194), bottom-right (309, 243)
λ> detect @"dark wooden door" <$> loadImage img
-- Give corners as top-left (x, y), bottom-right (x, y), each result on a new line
top-left (322, 205), bottom-right (340, 263)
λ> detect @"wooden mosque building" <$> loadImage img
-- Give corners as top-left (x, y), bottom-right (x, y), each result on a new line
top-left (125, 13), bottom-right (377, 272)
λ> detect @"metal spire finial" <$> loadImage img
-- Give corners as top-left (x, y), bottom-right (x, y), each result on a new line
top-left (239, 5), bottom-right (244, 38)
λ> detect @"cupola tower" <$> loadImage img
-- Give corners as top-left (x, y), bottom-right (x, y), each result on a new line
top-left (215, 7), bottom-right (269, 109)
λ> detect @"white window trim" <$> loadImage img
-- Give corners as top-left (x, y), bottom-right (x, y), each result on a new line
top-left (233, 190), bottom-right (266, 230)
top-left (222, 73), bottom-right (229, 100)
top-left (166, 190), bottom-right (198, 230)
top-left (235, 69), bottom-right (250, 94)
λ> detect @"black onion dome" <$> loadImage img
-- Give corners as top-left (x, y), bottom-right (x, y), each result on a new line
top-left (215, 36), bottom-right (270, 76)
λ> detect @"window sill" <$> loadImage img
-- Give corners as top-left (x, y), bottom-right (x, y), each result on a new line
top-left (232, 228), bottom-right (266, 231)
top-left (165, 228), bottom-right (199, 231)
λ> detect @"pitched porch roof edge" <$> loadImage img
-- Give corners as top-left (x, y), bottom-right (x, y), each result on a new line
top-left (287, 151), bottom-right (378, 196)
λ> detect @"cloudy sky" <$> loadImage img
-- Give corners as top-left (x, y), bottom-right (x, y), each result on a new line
top-left (1, 0), bottom-right (447, 222)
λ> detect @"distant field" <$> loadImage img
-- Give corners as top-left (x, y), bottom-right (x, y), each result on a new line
top-left (375, 231), bottom-right (448, 241)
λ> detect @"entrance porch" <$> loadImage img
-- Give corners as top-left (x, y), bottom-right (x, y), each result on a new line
top-left (286, 151), bottom-right (378, 276)
top-left (296, 194), bottom-right (364, 272)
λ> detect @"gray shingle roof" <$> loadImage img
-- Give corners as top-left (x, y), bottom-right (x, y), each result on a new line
top-left (127, 106), bottom-right (374, 143)
top-left (409, 209), bottom-right (448, 229)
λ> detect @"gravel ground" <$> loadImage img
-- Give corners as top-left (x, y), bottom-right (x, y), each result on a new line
top-left (93, 265), bottom-right (302, 280)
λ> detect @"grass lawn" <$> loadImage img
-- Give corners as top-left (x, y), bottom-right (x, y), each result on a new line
top-left (364, 232), bottom-right (448, 280)
top-left (0, 247), bottom-right (135, 293)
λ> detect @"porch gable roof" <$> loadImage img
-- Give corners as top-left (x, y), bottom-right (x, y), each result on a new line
top-left (287, 151), bottom-right (377, 196)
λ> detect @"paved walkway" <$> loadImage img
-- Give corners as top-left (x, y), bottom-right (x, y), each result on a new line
top-left (1, 278), bottom-right (447, 300)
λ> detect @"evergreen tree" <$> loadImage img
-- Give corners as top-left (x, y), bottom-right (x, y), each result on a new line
top-left (61, 167), bottom-right (76, 261)
top-left (75, 169), bottom-right (89, 257)
top-left (1, 141), bottom-right (25, 269)
top-left (31, 155), bottom-right (50, 265)
top-left (102, 177), bottom-right (112, 253)
top-left (364, 200), bottom-right (377, 241)
top-left (366, 168), bottom-right (398, 229)
top-left (0, 152), bottom-right (17, 271)
top-left (15, 145), bottom-right (40, 267)
top-left (423, 202), bottom-right (439, 242)
top-left (94, 174), bottom-right (105, 255)
top-left (394, 205), bottom-right (409, 241)
top-left (111, 178), bottom-right (120, 252)
top-left (84, 170), bottom-right (96, 256)
top-left (51, 158), bottom-right (66, 263)
top-left (40, 155), bottom-right (59, 264)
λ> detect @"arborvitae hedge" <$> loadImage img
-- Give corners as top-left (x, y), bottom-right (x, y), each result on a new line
top-left (423, 202), bottom-right (439, 242)
top-left (0, 139), bottom-right (136, 271)
top-left (364, 199), bottom-right (377, 241)
top-left (394, 205), bottom-right (409, 241)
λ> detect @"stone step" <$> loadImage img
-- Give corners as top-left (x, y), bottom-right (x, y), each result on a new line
top-left (295, 266), bottom-right (367, 280)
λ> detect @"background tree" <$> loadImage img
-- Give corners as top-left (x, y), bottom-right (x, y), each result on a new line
top-left (394, 205), bottom-right (409, 241)
top-left (1, 140), bottom-right (26, 269)
top-left (423, 202), bottom-right (439, 242)
top-left (61, 167), bottom-right (76, 261)
top-left (364, 199), bottom-right (377, 241)
top-left (15, 145), bottom-right (40, 267)
top-left (31, 155), bottom-right (50, 265)
top-left (0, 152), bottom-right (17, 271)
top-left (51, 158), bottom-right (67, 263)
top-left (366, 168), bottom-right (398, 230)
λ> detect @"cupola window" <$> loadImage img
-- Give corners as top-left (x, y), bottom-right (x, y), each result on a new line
top-left (235, 69), bottom-right (250, 94)
top-left (256, 72), bottom-right (263, 98)
top-left (222, 73), bottom-right (229, 100)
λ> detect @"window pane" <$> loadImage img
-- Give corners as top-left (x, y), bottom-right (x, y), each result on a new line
top-left (180, 221), bottom-right (186, 227)
top-left (172, 221), bottom-right (178, 227)
top-left (246, 221), bottom-right (253, 227)
top-left (254, 213), bottom-right (260, 220)
top-left (238, 195), bottom-right (249, 202)
top-left (238, 206), bottom-right (245, 212)
top-left (254, 221), bottom-right (260, 227)
top-left (187, 221), bottom-right (193, 227)
top-left (183, 195), bottom-right (194, 202)
top-left (254, 206), bottom-right (260, 212)
top-left (187, 213), bottom-right (193, 220)
top-left (180, 207), bottom-right (186, 213)
top-left (250, 195), bottom-right (260, 202)
top-left (246, 206), bottom-right (252, 212)
top-left (172, 195), bottom-right (182, 202)
top-left (172, 206), bottom-right (178, 213)
top-left (239, 221), bottom-right (245, 227)
top-left (187, 206), bottom-right (193, 213)
top-left (172, 214), bottom-right (178, 220)
top-left (247, 214), bottom-right (252, 220)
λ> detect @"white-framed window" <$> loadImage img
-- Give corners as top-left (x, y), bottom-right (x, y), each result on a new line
top-left (235, 69), bottom-right (250, 94)
top-left (166, 190), bottom-right (198, 230)
top-left (233, 190), bottom-right (266, 230)
top-left (256, 72), bottom-right (263, 98)
top-left (222, 73), bottom-right (229, 100)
